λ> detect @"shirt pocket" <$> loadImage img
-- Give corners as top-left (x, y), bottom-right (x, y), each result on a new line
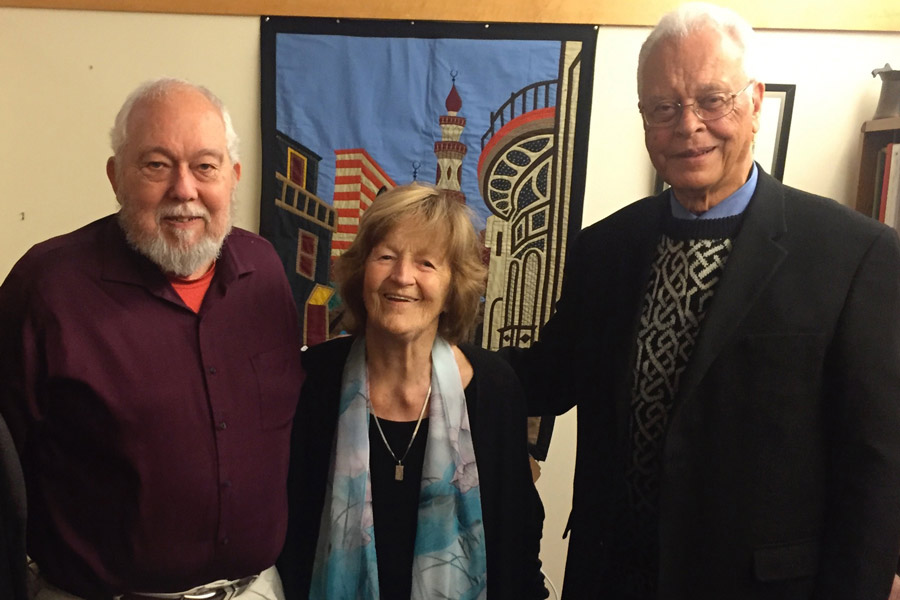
top-left (250, 343), bottom-right (303, 431)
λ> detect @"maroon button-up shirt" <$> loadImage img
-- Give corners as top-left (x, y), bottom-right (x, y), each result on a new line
top-left (0, 216), bottom-right (303, 598)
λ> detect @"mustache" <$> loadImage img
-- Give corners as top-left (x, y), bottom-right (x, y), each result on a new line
top-left (156, 205), bottom-right (211, 223)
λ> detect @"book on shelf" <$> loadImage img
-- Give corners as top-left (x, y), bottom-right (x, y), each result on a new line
top-left (873, 145), bottom-right (888, 220)
top-left (885, 143), bottom-right (900, 230)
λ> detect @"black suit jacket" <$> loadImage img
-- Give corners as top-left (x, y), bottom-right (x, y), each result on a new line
top-left (508, 169), bottom-right (900, 599)
top-left (278, 337), bottom-right (547, 600)
top-left (0, 412), bottom-right (27, 600)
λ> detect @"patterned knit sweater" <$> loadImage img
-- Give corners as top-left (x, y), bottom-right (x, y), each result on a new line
top-left (617, 209), bottom-right (745, 598)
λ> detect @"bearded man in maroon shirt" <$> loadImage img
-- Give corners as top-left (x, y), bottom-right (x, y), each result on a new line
top-left (0, 78), bottom-right (303, 600)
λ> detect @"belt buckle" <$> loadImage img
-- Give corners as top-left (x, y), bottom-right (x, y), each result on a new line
top-left (179, 574), bottom-right (256, 600)
top-left (183, 590), bottom-right (225, 600)
top-left (182, 588), bottom-right (225, 600)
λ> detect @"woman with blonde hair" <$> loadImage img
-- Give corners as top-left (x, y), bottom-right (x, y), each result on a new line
top-left (279, 182), bottom-right (547, 599)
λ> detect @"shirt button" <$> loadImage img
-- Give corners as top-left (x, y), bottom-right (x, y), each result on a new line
top-left (218, 422), bottom-right (227, 430)
top-left (222, 480), bottom-right (231, 488)
top-left (208, 366), bottom-right (217, 374)
top-left (221, 537), bottom-right (230, 545)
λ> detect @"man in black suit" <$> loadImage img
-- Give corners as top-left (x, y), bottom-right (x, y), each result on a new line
top-left (507, 3), bottom-right (900, 598)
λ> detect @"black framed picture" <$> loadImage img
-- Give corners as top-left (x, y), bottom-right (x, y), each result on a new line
top-left (756, 83), bottom-right (796, 181)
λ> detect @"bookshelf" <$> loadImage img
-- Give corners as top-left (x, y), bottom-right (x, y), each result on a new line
top-left (855, 117), bottom-right (900, 217)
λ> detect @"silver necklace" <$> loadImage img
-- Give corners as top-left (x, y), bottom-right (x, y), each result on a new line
top-left (370, 384), bottom-right (431, 481)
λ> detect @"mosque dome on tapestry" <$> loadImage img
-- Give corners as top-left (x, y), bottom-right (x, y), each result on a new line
top-left (445, 83), bottom-right (462, 112)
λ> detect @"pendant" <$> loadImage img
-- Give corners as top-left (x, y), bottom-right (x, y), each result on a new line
top-left (394, 464), bottom-right (404, 481)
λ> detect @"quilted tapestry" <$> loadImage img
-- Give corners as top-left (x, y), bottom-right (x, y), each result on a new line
top-left (259, 17), bottom-right (596, 458)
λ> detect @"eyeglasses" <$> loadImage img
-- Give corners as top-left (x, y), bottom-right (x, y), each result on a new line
top-left (640, 80), bottom-right (755, 128)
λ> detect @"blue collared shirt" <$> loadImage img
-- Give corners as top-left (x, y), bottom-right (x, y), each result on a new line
top-left (669, 163), bottom-right (758, 220)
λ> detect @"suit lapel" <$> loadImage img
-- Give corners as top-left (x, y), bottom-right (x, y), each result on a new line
top-left (675, 171), bottom-right (789, 402)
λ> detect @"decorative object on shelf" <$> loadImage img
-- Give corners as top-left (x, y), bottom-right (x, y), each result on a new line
top-left (872, 64), bottom-right (900, 120)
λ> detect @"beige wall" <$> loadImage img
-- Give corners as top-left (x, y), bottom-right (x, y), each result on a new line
top-left (2, 5), bottom-right (900, 594)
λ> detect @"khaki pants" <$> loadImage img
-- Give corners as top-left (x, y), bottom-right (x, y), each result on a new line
top-left (28, 565), bottom-right (285, 600)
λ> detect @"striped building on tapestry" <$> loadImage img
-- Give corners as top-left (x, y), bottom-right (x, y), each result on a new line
top-left (331, 149), bottom-right (396, 259)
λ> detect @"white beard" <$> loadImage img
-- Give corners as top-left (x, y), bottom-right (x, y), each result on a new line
top-left (117, 195), bottom-right (235, 277)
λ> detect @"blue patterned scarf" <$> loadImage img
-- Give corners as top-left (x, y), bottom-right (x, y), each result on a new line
top-left (310, 336), bottom-right (487, 599)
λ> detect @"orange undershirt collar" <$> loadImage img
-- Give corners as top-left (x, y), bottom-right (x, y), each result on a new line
top-left (168, 262), bottom-right (216, 313)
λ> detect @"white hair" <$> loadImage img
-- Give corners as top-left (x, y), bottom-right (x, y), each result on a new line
top-left (637, 2), bottom-right (759, 96)
top-left (109, 77), bottom-right (240, 164)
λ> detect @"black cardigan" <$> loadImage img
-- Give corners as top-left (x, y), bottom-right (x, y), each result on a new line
top-left (278, 336), bottom-right (547, 599)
